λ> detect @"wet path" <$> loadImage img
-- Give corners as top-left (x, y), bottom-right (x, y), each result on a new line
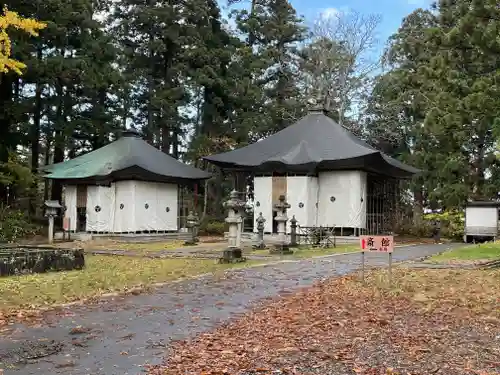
top-left (0, 243), bottom-right (462, 375)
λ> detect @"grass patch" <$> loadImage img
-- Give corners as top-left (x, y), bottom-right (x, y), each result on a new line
top-left (0, 255), bottom-right (261, 311)
top-left (86, 240), bottom-right (185, 252)
top-left (430, 242), bottom-right (500, 262)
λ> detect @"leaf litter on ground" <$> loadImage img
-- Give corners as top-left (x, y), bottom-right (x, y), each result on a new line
top-left (148, 268), bottom-right (500, 375)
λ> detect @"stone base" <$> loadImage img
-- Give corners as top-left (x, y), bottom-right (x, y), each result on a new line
top-left (183, 239), bottom-right (198, 246)
top-left (252, 242), bottom-right (266, 250)
top-left (218, 248), bottom-right (246, 264)
top-left (270, 244), bottom-right (293, 255)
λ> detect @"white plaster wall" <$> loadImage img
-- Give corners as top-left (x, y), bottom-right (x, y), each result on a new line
top-left (465, 206), bottom-right (498, 235)
top-left (155, 182), bottom-right (179, 231)
top-left (85, 180), bottom-right (178, 233)
top-left (63, 185), bottom-right (77, 231)
top-left (286, 176), bottom-right (318, 232)
top-left (253, 176), bottom-right (273, 233)
top-left (135, 181), bottom-right (154, 231)
top-left (133, 181), bottom-right (178, 232)
top-left (113, 180), bottom-right (136, 232)
top-left (86, 185), bottom-right (116, 232)
top-left (317, 171), bottom-right (367, 228)
top-left (308, 177), bottom-right (319, 226)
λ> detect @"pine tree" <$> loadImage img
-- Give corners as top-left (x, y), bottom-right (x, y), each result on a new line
top-left (113, 0), bottom-right (192, 155)
top-left (368, 0), bottom-right (500, 209)
top-left (230, 0), bottom-right (307, 140)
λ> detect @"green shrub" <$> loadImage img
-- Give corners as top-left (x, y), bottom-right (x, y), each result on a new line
top-left (204, 221), bottom-right (226, 236)
top-left (0, 206), bottom-right (39, 243)
top-left (424, 210), bottom-right (464, 240)
top-left (394, 217), bottom-right (433, 237)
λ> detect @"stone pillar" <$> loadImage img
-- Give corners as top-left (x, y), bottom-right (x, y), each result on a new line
top-left (253, 212), bottom-right (266, 249)
top-left (184, 211), bottom-right (199, 245)
top-left (290, 215), bottom-right (298, 247)
top-left (220, 190), bottom-right (246, 263)
top-left (48, 216), bottom-right (55, 244)
top-left (272, 195), bottom-right (292, 254)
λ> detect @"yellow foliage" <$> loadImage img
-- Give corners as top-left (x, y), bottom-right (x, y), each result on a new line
top-left (0, 6), bottom-right (46, 75)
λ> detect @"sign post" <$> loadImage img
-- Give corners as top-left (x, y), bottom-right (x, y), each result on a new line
top-left (361, 250), bottom-right (365, 283)
top-left (360, 235), bottom-right (394, 285)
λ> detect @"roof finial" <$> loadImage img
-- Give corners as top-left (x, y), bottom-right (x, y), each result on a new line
top-left (122, 127), bottom-right (141, 138)
top-left (307, 92), bottom-right (328, 115)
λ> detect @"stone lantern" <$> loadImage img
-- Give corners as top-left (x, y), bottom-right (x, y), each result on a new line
top-left (253, 212), bottom-right (266, 249)
top-left (220, 190), bottom-right (247, 263)
top-left (272, 195), bottom-right (292, 254)
top-left (290, 215), bottom-right (298, 247)
top-left (44, 200), bottom-right (63, 244)
top-left (184, 211), bottom-right (200, 245)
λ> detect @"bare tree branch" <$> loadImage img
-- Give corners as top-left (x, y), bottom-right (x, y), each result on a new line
top-left (300, 10), bottom-right (382, 126)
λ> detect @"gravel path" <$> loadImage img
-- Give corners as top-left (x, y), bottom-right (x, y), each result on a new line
top-left (0, 243), bottom-right (463, 375)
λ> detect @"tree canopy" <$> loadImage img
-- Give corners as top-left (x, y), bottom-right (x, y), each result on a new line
top-left (1, 0), bottom-right (499, 218)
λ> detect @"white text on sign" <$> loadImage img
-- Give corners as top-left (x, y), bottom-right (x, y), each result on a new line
top-left (359, 235), bottom-right (394, 253)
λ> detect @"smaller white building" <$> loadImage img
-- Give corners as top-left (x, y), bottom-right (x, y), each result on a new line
top-left (44, 129), bottom-right (210, 233)
top-left (464, 201), bottom-right (499, 242)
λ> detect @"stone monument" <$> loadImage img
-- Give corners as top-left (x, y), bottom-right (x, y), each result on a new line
top-left (253, 212), bottom-right (266, 249)
top-left (184, 211), bottom-right (200, 246)
top-left (44, 200), bottom-right (62, 244)
top-left (272, 195), bottom-right (292, 254)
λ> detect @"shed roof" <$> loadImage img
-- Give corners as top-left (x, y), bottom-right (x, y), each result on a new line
top-left (43, 130), bottom-right (211, 184)
top-left (466, 201), bottom-right (500, 208)
top-left (203, 110), bottom-right (420, 178)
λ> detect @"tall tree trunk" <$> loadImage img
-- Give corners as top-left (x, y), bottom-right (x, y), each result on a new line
top-left (30, 48), bottom-right (43, 215)
top-left (413, 188), bottom-right (424, 225)
top-left (43, 133), bottom-right (52, 203)
top-left (0, 73), bottom-right (14, 203)
top-left (172, 127), bottom-right (179, 159)
top-left (146, 0), bottom-right (155, 143)
top-left (51, 79), bottom-right (65, 202)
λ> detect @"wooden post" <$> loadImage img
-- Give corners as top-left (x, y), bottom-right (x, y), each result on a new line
top-left (194, 183), bottom-right (198, 210)
top-left (388, 252), bottom-right (393, 286)
top-left (361, 251), bottom-right (365, 284)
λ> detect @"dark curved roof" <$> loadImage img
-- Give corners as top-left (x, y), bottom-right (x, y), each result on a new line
top-left (203, 110), bottom-right (420, 178)
top-left (43, 130), bottom-right (211, 184)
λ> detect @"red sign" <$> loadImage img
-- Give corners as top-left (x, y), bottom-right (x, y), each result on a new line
top-left (63, 217), bottom-right (71, 231)
top-left (360, 235), bottom-right (394, 253)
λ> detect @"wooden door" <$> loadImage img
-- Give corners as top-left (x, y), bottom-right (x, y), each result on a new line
top-left (272, 175), bottom-right (287, 205)
top-left (76, 185), bottom-right (88, 231)
top-left (76, 185), bottom-right (87, 208)
top-left (272, 175), bottom-right (287, 233)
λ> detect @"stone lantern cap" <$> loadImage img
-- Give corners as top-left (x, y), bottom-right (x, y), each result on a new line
top-left (44, 200), bottom-right (62, 209)
top-left (273, 195), bottom-right (291, 211)
top-left (223, 190), bottom-right (247, 211)
top-left (44, 200), bottom-right (62, 217)
top-left (186, 211), bottom-right (199, 227)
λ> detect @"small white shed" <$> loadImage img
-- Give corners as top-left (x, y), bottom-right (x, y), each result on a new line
top-left (464, 201), bottom-right (499, 242)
